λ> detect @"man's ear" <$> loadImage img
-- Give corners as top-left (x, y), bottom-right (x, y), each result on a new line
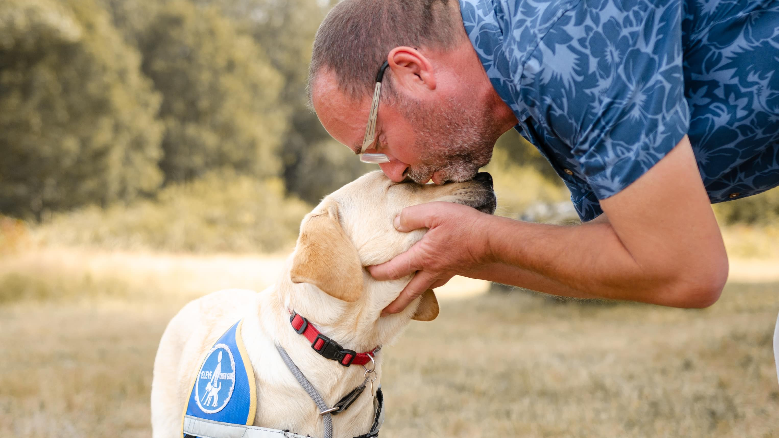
top-left (412, 289), bottom-right (439, 321)
top-left (387, 46), bottom-right (436, 93)
top-left (290, 200), bottom-right (363, 302)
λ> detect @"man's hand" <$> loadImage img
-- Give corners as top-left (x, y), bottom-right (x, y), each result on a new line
top-left (368, 202), bottom-right (492, 314)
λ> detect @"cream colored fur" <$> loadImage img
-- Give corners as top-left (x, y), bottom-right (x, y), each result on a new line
top-left (150, 171), bottom-right (494, 438)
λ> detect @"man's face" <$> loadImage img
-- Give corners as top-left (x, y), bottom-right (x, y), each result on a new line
top-left (312, 70), bottom-right (502, 185)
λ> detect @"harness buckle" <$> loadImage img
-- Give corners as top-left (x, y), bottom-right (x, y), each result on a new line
top-left (312, 334), bottom-right (356, 367)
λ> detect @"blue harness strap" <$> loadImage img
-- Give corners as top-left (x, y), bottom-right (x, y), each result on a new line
top-left (182, 319), bottom-right (257, 437)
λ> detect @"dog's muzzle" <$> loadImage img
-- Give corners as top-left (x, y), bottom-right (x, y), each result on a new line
top-left (463, 172), bottom-right (497, 214)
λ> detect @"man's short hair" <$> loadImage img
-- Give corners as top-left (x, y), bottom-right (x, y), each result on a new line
top-left (308, 0), bottom-right (463, 102)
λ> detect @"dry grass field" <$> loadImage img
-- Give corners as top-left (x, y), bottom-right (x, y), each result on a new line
top-left (1, 248), bottom-right (778, 438)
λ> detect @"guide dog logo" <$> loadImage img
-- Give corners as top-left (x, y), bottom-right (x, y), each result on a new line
top-left (194, 343), bottom-right (236, 413)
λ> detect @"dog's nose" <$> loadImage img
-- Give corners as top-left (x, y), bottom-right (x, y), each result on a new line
top-left (474, 172), bottom-right (493, 190)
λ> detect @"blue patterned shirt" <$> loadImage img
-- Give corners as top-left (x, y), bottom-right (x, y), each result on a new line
top-left (459, 0), bottom-right (779, 221)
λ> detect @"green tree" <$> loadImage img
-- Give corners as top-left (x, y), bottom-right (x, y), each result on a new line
top-left (197, 0), bottom-right (373, 203)
top-left (98, 0), bottom-right (161, 46)
top-left (138, 1), bottom-right (286, 184)
top-left (0, 0), bottom-right (163, 220)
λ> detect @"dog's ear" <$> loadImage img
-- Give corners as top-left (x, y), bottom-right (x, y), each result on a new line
top-left (412, 289), bottom-right (439, 321)
top-left (290, 200), bottom-right (363, 302)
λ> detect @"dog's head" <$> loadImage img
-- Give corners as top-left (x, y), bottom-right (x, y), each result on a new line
top-left (288, 170), bottom-right (495, 324)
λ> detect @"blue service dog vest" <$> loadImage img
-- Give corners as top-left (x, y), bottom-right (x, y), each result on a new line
top-left (183, 319), bottom-right (257, 436)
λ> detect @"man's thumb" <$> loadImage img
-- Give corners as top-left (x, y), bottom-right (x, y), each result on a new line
top-left (367, 250), bottom-right (417, 281)
top-left (394, 204), bottom-right (437, 232)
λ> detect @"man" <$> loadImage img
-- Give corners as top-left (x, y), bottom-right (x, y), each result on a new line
top-left (308, 0), bottom-right (779, 315)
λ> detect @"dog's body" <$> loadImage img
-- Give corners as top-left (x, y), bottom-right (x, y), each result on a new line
top-left (151, 171), bottom-right (495, 438)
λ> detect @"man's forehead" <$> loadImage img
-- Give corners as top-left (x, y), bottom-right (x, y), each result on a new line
top-left (311, 71), bottom-right (371, 154)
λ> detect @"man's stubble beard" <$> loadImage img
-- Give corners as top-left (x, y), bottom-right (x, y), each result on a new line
top-left (399, 94), bottom-right (502, 184)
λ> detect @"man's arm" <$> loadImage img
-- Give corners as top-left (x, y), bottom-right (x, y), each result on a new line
top-left (370, 135), bottom-right (729, 312)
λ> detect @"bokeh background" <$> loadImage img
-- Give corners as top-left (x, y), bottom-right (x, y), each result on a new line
top-left (1, 0), bottom-right (778, 437)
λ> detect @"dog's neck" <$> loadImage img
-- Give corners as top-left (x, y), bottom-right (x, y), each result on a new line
top-left (254, 269), bottom-right (413, 433)
top-left (243, 265), bottom-right (414, 437)
top-left (273, 268), bottom-right (415, 356)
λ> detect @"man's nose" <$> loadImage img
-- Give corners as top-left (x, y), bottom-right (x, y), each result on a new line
top-left (378, 160), bottom-right (409, 183)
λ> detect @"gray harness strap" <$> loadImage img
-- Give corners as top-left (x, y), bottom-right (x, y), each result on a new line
top-left (183, 416), bottom-right (309, 438)
top-left (275, 344), bottom-right (334, 438)
top-left (275, 344), bottom-right (383, 438)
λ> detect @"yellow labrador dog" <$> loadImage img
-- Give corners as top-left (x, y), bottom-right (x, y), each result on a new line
top-left (151, 170), bottom-right (495, 438)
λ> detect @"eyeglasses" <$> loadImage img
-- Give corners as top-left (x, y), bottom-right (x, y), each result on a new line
top-left (358, 61), bottom-right (391, 164)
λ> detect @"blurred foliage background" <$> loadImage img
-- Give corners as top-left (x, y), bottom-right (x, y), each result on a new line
top-left (1, 0), bottom-right (778, 254)
top-left (1, 2), bottom-right (777, 437)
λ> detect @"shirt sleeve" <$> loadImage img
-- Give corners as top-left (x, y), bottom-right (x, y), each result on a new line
top-left (519, 0), bottom-right (690, 201)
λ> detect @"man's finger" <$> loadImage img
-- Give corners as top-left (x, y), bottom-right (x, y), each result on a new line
top-left (394, 202), bottom-right (444, 232)
top-left (382, 270), bottom-right (437, 315)
top-left (367, 245), bottom-right (421, 280)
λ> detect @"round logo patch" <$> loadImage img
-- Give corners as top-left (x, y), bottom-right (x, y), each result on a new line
top-left (195, 343), bottom-right (236, 414)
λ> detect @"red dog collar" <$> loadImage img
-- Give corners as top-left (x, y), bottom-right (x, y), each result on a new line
top-left (289, 311), bottom-right (380, 367)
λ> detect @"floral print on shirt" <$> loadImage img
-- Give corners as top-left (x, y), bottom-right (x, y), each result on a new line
top-left (460, 0), bottom-right (779, 221)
